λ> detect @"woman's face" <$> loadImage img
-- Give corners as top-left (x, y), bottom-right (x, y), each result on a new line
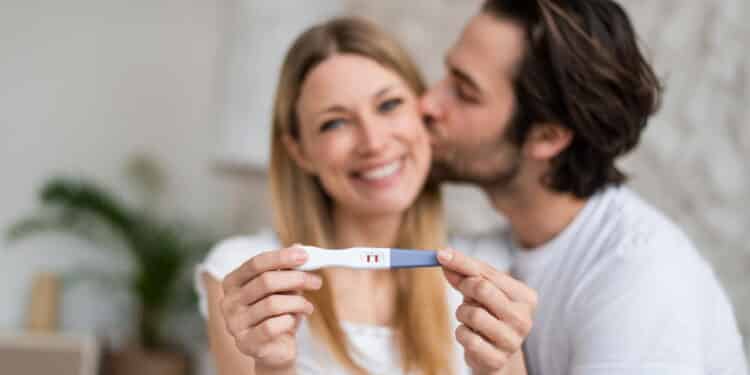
top-left (291, 53), bottom-right (431, 217)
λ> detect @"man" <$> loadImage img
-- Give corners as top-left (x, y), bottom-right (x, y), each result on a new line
top-left (424, 0), bottom-right (748, 374)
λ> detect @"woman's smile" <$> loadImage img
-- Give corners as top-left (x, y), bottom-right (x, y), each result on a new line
top-left (352, 157), bottom-right (404, 187)
top-left (293, 53), bottom-right (431, 216)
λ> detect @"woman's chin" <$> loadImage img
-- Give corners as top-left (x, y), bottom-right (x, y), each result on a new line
top-left (349, 192), bottom-right (421, 217)
top-left (351, 206), bottom-right (409, 218)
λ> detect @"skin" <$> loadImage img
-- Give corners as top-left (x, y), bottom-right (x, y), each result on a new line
top-left (421, 13), bottom-right (585, 251)
top-left (422, 13), bottom-right (532, 189)
top-left (206, 52), bottom-right (537, 375)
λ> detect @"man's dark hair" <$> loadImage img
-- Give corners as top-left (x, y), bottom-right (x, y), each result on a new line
top-left (483, 0), bottom-right (662, 198)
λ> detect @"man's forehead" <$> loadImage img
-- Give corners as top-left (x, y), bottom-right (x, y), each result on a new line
top-left (450, 13), bottom-right (526, 80)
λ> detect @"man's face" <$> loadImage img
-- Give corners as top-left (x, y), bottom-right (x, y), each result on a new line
top-left (421, 13), bottom-right (526, 187)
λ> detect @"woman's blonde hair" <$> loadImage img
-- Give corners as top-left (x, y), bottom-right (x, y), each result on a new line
top-left (268, 17), bottom-right (453, 375)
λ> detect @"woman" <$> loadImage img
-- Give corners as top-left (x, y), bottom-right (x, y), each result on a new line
top-left (196, 17), bottom-right (531, 375)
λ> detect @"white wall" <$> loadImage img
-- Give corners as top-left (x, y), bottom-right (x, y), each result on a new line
top-left (0, 0), bottom-right (237, 346)
top-left (218, 0), bottom-right (344, 168)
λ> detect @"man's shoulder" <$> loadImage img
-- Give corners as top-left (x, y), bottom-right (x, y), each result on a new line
top-left (602, 187), bottom-right (698, 262)
top-left (564, 187), bottom-right (711, 304)
top-left (542, 188), bottom-right (745, 373)
top-left (569, 187), bottom-right (713, 303)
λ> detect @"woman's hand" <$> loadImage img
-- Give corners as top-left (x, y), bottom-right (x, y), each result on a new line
top-left (438, 248), bottom-right (538, 375)
top-left (221, 246), bottom-right (323, 371)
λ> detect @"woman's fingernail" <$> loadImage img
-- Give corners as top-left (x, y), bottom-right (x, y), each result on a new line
top-left (308, 275), bottom-right (322, 288)
top-left (438, 250), bottom-right (453, 262)
top-left (294, 250), bottom-right (308, 262)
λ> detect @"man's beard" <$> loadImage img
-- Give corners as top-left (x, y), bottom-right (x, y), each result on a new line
top-left (428, 115), bottom-right (524, 190)
top-left (429, 136), bottom-right (522, 189)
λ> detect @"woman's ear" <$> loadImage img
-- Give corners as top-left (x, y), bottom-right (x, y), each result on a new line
top-left (523, 123), bottom-right (573, 160)
top-left (283, 134), bottom-right (317, 174)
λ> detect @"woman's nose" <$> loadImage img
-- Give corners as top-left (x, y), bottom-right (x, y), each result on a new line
top-left (356, 119), bottom-right (389, 156)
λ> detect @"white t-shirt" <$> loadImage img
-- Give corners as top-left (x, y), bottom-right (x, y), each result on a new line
top-left (506, 186), bottom-right (747, 375)
top-left (195, 231), bottom-right (512, 375)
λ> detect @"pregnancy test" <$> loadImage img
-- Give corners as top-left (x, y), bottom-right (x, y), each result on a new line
top-left (295, 246), bottom-right (439, 271)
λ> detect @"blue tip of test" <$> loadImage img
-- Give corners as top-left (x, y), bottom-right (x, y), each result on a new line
top-left (390, 249), bottom-right (440, 268)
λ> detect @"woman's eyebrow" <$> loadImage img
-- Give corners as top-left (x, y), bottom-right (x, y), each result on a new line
top-left (312, 84), bottom-right (401, 118)
top-left (314, 104), bottom-right (348, 118)
top-left (374, 84), bottom-right (399, 99)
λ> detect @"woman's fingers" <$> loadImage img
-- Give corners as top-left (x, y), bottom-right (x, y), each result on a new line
top-left (456, 303), bottom-right (523, 353)
top-left (223, 247), bottom-right (309, 294)
top-left (457, 276), bottom-right (533, 337)
top-left (221, 269), bottom-right (321, 322)
top-left (252, 314), bottom-right (300, 345)
top-left (439, 248), bottom-right (538, 311)
top-left (237, 270), bottom-right (322, 306)
top-left (437, 249), bottom-right (482, 287)
top-left (440, 250), bottom-right (538, 374)
top-left (455, 324), bottom-right (510, 373)
top-left (234, 315), bottom-right (298, 359)
top-left (253, 333), bottom-right (297, 366)
top-left (481, 269), bottom-right (539, 309)
top-left (217, 247), bottom-right (319, 370)
top-left (246, 294), bottom-right (315, 327)
top-left (225, 294), bottom-right (313, 335)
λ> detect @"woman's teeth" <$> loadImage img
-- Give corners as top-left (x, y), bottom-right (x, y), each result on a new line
top-left (360, 160), bottom-right (401, 181)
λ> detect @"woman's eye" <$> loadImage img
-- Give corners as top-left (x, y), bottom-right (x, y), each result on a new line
top-left (320, 119), bottom-right (346, 132)
top-left (378, 98), bottom-right (403, 113)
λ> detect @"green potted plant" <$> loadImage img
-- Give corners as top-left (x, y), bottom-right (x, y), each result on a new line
top-left (7, 156), bottom-right (217, 375)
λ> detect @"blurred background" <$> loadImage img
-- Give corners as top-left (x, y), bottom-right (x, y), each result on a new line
top-left (1, 0), bottom-right (747, 374)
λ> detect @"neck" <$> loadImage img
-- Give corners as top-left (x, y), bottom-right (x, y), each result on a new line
top-left (484, 181), bottom-right (587, 249)
top-left (330, 207), bottom-right (402, 249)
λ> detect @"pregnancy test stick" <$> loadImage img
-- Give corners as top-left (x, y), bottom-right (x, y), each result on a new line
top-left (296, 246), bottom-right (439, 271)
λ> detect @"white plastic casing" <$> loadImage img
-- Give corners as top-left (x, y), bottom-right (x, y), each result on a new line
top-left (296, 246), bottom-right (390, 270)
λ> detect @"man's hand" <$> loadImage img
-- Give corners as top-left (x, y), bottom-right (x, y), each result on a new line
top-left (438, 248), bottom-right (537, 375)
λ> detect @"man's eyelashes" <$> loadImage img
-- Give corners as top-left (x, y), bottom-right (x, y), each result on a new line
top-left (453, 82), bottom-right (477, 103)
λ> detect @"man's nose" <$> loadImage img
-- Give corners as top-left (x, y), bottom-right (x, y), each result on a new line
top-left (420, 87), bottom-right (444, 134)
top-left (419, 87), bottom-right (444, 124)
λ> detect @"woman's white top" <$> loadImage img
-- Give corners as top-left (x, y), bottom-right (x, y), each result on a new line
top-left (195, 230), bottom-right (512, 375)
